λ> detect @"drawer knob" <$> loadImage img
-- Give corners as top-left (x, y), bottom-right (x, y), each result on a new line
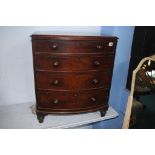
top-left (97, 45), bottom-right (103, 49)
top-left (52, 80), bottom-right (59, 85)
top-left (93, 79), bottom-right (99, 84)
top-left (91, 97), bottom-right (96, 102)
top-left (52, 43), bottom-right (58, 49)
top-left (53, 99), bottom-right (59, 104)
top-left (94, 61), bottom-right (100, 66)
top-left (53, 61), bottom-right (59, 67)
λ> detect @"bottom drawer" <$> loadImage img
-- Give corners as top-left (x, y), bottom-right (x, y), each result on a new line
top-left (36, 89), bottom-right (109, 113)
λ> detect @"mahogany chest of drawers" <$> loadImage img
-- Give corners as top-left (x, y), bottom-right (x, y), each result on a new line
top-left (31, 34), bottom-right (118, 123)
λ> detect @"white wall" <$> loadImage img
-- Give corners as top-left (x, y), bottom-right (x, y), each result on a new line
top-left (0, 26), bottom-right (101, 105)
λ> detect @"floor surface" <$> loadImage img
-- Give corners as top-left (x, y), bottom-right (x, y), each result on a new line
top-left (0, 102), bottom-right (118, 129)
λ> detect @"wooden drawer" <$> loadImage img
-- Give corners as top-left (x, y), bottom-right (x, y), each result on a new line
top-left (36, 89), bottom-right (109, 110)
top-left (33, 40), bottom-right (116, 53)
top-left (35, 71), bottom-right (112, 90)
top-left (77, 89), bottom-right (109, 108)
top-left (35, 54), bottom-right (115, 72)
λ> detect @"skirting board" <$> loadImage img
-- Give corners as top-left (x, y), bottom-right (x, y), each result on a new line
top-left (0, 102), bottom-right (119, 129)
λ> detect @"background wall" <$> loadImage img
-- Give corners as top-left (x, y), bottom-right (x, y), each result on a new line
top-left (0, 26), bottom-right (101, 105)
top-left (93, 26), bottom-right (135, 128)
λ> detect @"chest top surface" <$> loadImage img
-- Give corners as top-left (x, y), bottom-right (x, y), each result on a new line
top-left (31, 32), bottom-right (118, 41)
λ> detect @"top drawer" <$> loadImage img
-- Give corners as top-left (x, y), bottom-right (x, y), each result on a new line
top-left (32, 40), bottom-right (116, 54)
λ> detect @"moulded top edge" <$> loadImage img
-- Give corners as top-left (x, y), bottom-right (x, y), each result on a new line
top-left (31, 32), bottom-right (118, 40)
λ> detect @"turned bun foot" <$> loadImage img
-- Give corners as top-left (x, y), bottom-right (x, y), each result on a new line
top-left (100, 109), bottom-right (106, 117)
top-left (37, 113), bottom-right (45, 123)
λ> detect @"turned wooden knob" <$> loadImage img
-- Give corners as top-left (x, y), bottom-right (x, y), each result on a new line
top-left (53, 61), bottom-right (59, 67)
top-left (96, 45), bottom-right (103, 49)
top-left (91, 97), bottom-right (96, 102)
top-left (53, 99), bottom-right (59, 104)
top-left (94, 61), bottom-right (100, 66)
top-left (52, 80), bottom-right (59, 85)
top-left (93, 79), bottom-right (99, 84)
top-left (52, 43), bottom-right (58, 49)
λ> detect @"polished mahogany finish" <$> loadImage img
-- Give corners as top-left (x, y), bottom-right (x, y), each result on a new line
top-left (31, 34), bottom-right (118, 123)
top-left (33, 40), bottom-right (116, 53)
top-left (35, 71), bottom-right (112, 90)
top-left (37, 89), bottom-right (109, 110)
top-left (35, 54), bottom-right (115, 72)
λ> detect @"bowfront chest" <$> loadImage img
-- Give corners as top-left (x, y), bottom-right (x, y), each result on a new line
top-left (31, 34), bottom-right (118, 123)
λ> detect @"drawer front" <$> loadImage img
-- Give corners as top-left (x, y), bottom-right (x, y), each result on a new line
top-left (37, 89), bottom-right (109, 110)
top-left (77, 89), bottom-right (109, 108)
top-left (35, 71), bottom-right (112, 90)
top-left (37, 91), bottom-right (76, 109)
top-left (33, 40), bottom-right (116, 53)
top-left (35, 54), bottom-right (115, 72)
